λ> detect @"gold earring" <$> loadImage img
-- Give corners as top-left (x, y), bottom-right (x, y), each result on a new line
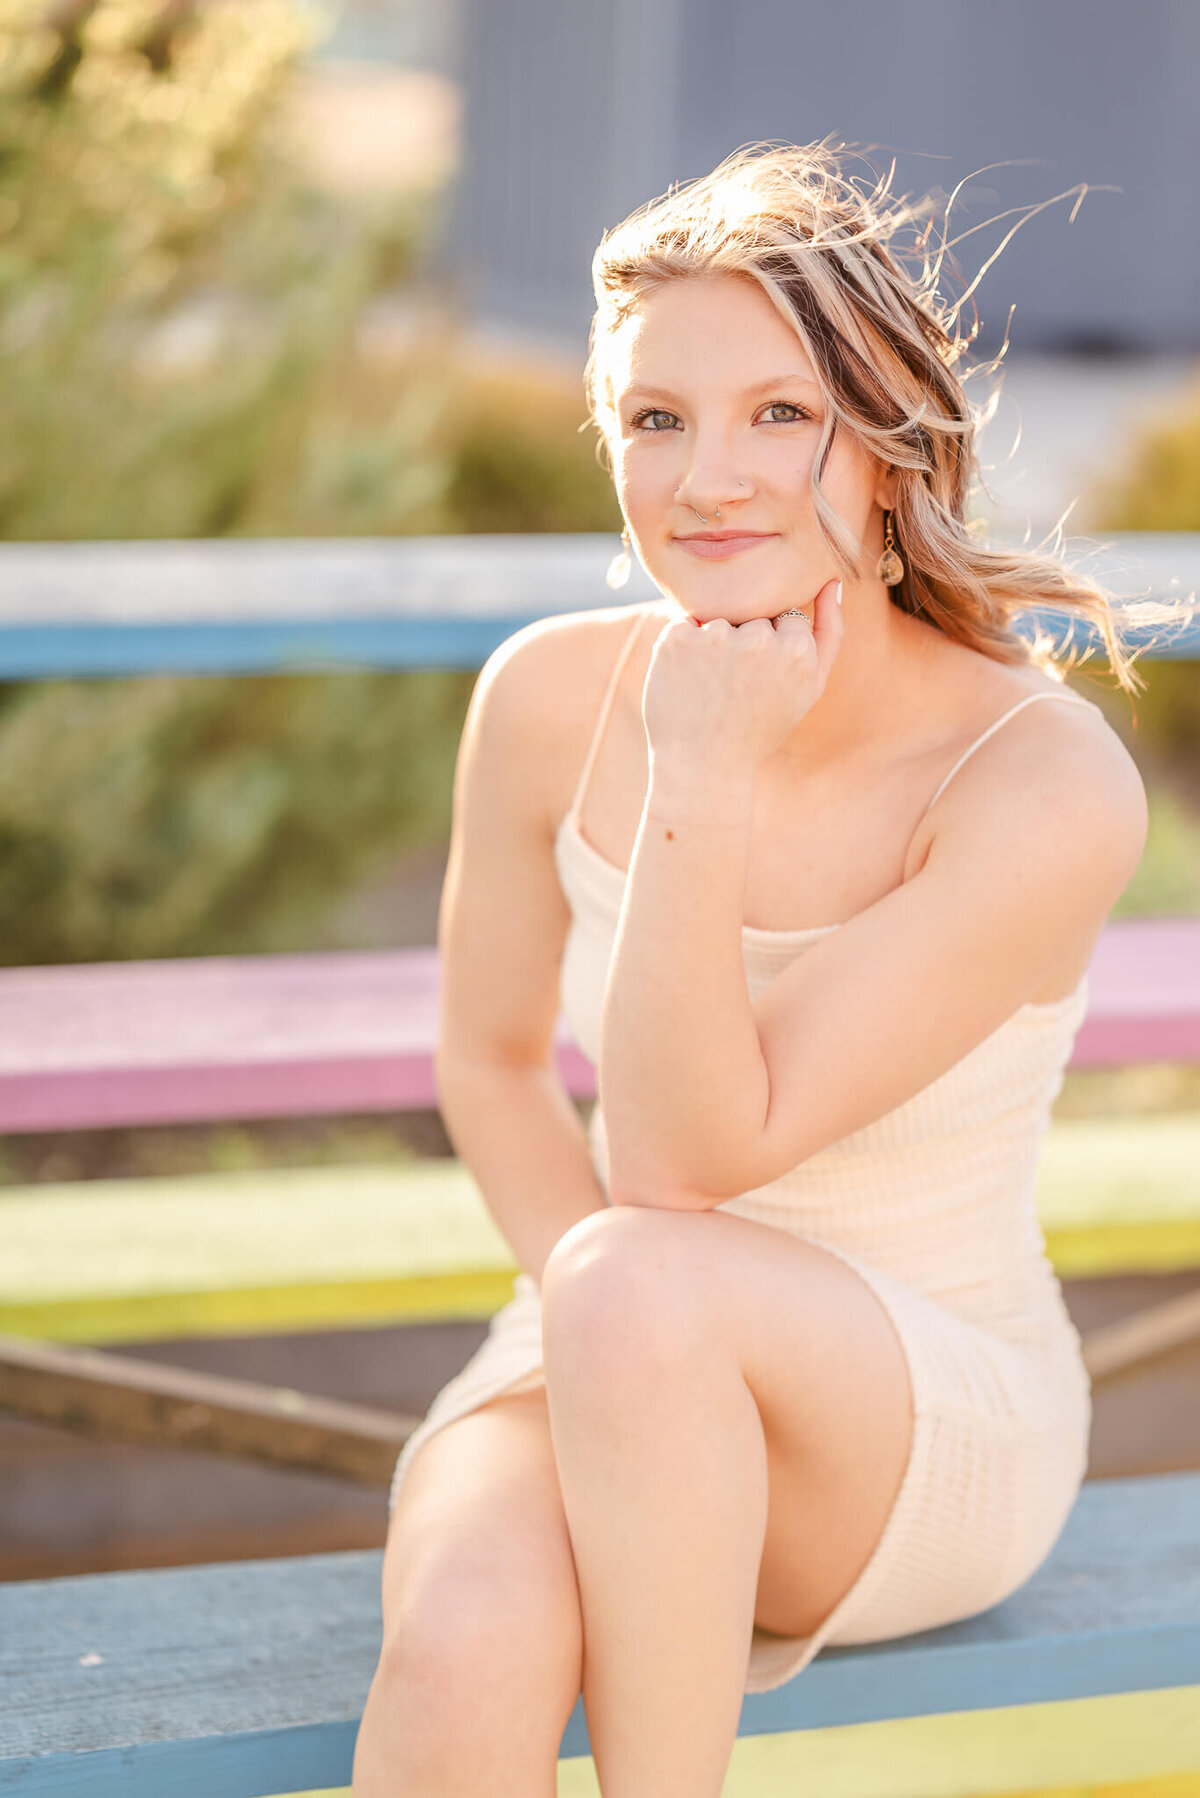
top-left (606, 526), bottom-right (632, 591)
top-left (876, 509), bottom-right (904, 586)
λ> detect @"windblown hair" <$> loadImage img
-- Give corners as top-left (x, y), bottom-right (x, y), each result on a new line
top-left (583, 139), bottom-right (1193, 698)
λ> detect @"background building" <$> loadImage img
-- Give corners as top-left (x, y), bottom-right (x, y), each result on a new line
top-left (443, 0), bottom-right (1200, 361)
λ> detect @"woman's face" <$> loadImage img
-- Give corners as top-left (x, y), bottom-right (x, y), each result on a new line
top-left (603, 274), bottom-right (892, 623)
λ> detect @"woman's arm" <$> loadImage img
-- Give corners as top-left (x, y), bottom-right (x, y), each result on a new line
top-left (600, 705), bottom-right (1147, 1209)
top-left (434, 616), bottom-right (612, 1284)
top-left (435, 1056), bottom-right (606, 1287)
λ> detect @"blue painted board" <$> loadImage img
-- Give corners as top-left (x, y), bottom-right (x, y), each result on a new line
top-left (0, 608), bottom-right (1194, 680)
top-left (2, 1473), bottom-right (1198, 1793)
top-left (0, 615), bottom-right (537, 677)
top-left (0, 534), bottom-right (1195, 677)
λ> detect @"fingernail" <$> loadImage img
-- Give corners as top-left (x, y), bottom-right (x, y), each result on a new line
top-left (836, 581), bottom-right (843, 607)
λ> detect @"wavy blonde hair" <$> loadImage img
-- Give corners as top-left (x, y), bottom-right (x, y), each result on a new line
top-left (583, 138), bottom-right (1193, 699)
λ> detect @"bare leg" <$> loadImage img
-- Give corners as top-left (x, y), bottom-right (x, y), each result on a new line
top-left (541, 1223), bottom-right (769, 1798)
top-left (351, 1389), bottom-right (583, 1797)
top-left (539, 1203), bottom-right (915, 1797)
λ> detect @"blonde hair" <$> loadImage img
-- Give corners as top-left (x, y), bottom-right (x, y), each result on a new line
top-left (583, 139), bottom-right (1194, 699)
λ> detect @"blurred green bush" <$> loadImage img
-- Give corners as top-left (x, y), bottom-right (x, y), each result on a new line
top-left (0, 0), bottom-right (617, 964)
top-left (0, 0), bottom-right (442, 538)
top-left (0, 663), bottom-right (477, 963)
top-left (1087, 372), bottom-right (1200, 535)
top-left (1078, 374), bottom-right (1200, 928)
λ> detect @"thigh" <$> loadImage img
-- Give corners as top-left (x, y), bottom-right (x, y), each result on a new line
top-left (727, 1222), bottom-right (916, 1639)
top-left (382, 1385), bottom-right (584, 1683)
top-left (542, 1205), bottom-right (914, 1643)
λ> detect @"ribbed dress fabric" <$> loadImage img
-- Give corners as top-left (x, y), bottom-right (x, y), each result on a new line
top-left (388, 606), bottom-right (1100, 1696)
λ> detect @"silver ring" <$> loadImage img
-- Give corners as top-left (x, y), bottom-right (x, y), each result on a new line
top-left (775, 608), bottom-right (811, 623)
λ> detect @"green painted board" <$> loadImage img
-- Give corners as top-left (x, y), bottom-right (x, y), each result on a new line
top-left (1036, 1115), bottom-right (1200, 1274)
top-left (1, 1115), bottom-right (1197, 1344)
top-left (0, 1160), bottom-right (517, 1341)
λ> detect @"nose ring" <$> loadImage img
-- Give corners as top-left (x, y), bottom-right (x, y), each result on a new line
top-left (678, 478), bottom-right (745, 525)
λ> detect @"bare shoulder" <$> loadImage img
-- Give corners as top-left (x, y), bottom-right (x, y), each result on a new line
top-left (479, 600), bottom-right (664, 826)
top-left (931, 666), bottom-right (1149, 913)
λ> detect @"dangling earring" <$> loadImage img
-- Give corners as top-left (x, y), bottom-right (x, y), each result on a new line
top-left (606, 525), bottom-right (632, 590)
top-left (876, 509), bottom-right (905, 586)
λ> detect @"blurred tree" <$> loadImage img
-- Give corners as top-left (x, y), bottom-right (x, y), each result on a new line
top-left (0, 0), bottom-right (455, 539)
top-left (0, 1), bottom-right (615, 964)
top-left (0, 661), bottom-right (476, 964)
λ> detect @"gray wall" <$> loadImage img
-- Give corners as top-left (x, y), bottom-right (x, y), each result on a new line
top-left (447, 0), bottom-right (1200, 357)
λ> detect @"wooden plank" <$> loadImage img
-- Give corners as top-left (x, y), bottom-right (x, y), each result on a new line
top-left (589, 1693), bottom-right (1200, 1798)
top-left (1082, 1287), bottom-right (1200, 1381)
top-left (110, 1690), bottom-right (1200, 1798)
top-left (1074, 919), bottom-right (1200, 1068)
top-left (1, 1119), bottom-right (1197, 1346)
top-left (0, 1334), bottom-right (418, 1486)
top-left (0, 946), bottom-right (591, 1130)
top-left (24, 1272), bottom-right (1192, 1481)
top-left (0, 1160), bottom-right (519, 1343)
top-left (580, 1700), bottom-right (1200, 1797)
top-left (0, 917), bottom-right (1195, 1134)
top-left (1036, 1113), bottom-right (1200, 1275)
top-left (1, 1474), bottom-right (1198, 1794)
top-left (0, 533), bottom-right (1194, 677)
top-left (0, 535), bottom-right (658, 678)
top-left (4, 1285), bottom-right (1193, 1485)
top-left (3, 1276), bottom-right (1193, 1584)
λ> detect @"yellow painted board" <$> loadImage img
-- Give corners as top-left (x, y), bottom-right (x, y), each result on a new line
top-left (559, 1684), bottom-right (1200, 1796)
top-left (279, 1684), bottom-right (1200, 1797)
top-left (1035, 1114), bottom-right (1200, 1275)
top-left (0, 1160), bottom-right (518, 1341)
top-left (1, 1114), bottom-right (1198, 1345)
top-left (0, 1271), bottom-right (518, 1343)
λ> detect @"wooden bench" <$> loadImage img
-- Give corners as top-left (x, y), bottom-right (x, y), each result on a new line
top-left (2, 1470), bottom-right (1198, 1796)
top-left (2, 534), bottom-right (1198, 1790)
top-left (1, 912), bottom-right (1198, 1490)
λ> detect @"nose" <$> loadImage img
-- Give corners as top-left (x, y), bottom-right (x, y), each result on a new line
top-left (669, 416), bottom-right (753, 519)
top-left (675, 470), bottom-right (749, 519)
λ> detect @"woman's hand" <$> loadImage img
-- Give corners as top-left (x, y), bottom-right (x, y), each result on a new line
top-left (642, 579), bottom-right (844, 783)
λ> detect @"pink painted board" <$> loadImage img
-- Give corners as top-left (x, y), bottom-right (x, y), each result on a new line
top-left (0, 918), bottom-right (1195, 1132)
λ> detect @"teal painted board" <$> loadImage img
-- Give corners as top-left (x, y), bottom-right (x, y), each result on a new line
top-left (0, 533), bottom-right (1195, 677)
top-left (2, 1474), bottom-right (1198, 1793)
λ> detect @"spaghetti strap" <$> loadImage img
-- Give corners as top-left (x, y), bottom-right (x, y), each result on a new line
top-left (918, 690), bottom-right (1100, 824)
top-left (566, 607), bottom-right (652, 830)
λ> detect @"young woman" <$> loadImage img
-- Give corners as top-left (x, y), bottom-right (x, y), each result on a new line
top-left (352, 142), bottom-right (1159, 1796)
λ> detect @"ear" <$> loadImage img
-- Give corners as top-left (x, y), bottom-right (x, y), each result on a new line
top-left (873, 464), bottom-right (899, 512)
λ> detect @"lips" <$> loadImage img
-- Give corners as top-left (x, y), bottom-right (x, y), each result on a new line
top-left (674, 534), bottom-right (777, 560)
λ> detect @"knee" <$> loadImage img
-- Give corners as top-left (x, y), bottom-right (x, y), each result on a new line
top-left (541, 1206), bottom-right (709, 1376)
top-left (375, 1556), bottom-right (582, 1725)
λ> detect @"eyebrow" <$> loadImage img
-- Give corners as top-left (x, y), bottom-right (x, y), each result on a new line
top-left (617, 374), bottom-right (821, 405)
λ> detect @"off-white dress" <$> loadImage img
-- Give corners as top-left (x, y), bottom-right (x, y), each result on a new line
top-left (388, 606), bottom-right (1099, 1695)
